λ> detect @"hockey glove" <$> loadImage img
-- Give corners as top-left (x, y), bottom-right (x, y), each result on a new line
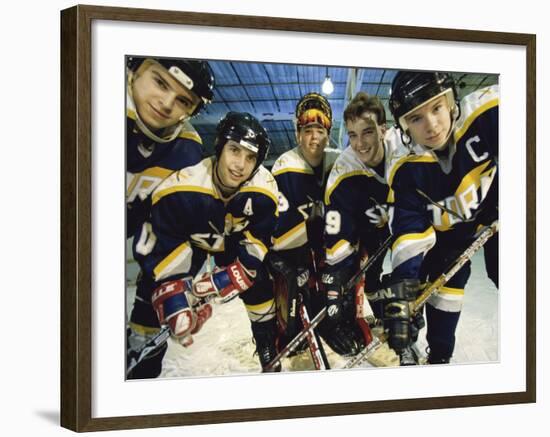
top-left (318, 322), bottom-right (366, 357)
top-left (193, 260), bottom-right (254, 303)
top-left (381, 278), bottom-right (420, 355)
top-left (151, 278), bottom-right (213, 347)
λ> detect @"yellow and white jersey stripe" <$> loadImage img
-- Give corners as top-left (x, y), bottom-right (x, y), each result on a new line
top-left (272, 221), bottom-right (308, 251)
top-left (391, 227), bottom-right (436, 270)
top-left (245, 299), bottom-right (276, 322)
top-left (428, 286), bottom-right (465, 312)
top-left (325, 239), bottom-right (355, 266)
top-left (153, 241), bottom-right (193, 282)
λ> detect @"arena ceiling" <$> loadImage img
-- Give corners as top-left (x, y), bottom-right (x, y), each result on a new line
top-left (192, 59), bottom-right (498, 165)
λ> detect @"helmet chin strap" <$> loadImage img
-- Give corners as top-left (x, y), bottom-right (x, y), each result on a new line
top-left (134, 116), bottom-right (184, 144)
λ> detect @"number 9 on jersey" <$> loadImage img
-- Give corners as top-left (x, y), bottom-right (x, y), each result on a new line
top-left (325, 210), bottom-right (341, 235)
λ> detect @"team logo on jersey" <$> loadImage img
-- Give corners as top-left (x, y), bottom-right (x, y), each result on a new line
top-left (225, 214), bottom-right (250, 234)
top-left (365, 204), bottom-right (390, 228)
top-left (127, 167), bottom-right (173, 202)
top-left (428, 161), bottom-right (497, 230)
top-left (190, 233), bottom-right (224, 251)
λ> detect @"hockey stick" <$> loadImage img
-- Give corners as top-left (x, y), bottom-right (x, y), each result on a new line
top-left (304, 250), bottom-right (332, 370)
top-left (343, 221), bottom-right (499, 369)
top-left (264, 236), bottom-right (392, 371)
top-left (264, 306), bottom-right (327, 371)
top-left (347, 234), bottom-right (392, 290)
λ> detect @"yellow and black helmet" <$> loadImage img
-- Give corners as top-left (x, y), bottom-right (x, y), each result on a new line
top-left (295, 92), bottom-right (332, 132)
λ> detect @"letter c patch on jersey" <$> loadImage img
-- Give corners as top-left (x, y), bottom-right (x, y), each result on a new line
top-left (465, 135), bottom-right (489, 163)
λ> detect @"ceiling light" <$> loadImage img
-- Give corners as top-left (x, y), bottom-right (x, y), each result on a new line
top-left (322, 75), bottom-right (334, 95)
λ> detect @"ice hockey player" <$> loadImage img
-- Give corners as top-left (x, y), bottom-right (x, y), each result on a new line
top-left (383, 71), bottom-right (498, 364)
top-left (126, 56), bottom-right (215, 238)
top-left (322, 92), bottom-right (409, 362)
top-left (126, 56), bottom-right (215, 378)
top-left (129, 112), bottom-right (280, 377)
top-left (269, 92), bottom-right (353, 358)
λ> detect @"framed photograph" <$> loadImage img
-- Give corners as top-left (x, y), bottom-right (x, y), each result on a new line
top-left (60, 4), bottom-right (536, 432)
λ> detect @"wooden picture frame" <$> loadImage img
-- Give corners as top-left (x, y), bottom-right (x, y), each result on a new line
top-left (60, 4), bottom-right (536, 432)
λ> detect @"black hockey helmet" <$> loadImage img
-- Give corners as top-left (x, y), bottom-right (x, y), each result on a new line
top-left (127, 56), bottom-right (215, 116)
top-left (295, 92), bottom-right (333, 132)
top-left (389, 71), bottom-right (458, 132)
top-left (214, 112), bottom-right (271, 172)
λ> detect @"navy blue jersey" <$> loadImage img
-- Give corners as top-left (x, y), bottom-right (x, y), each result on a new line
top-left (126, 91), bottom-right (204, 238)
top-left (324, 139), bottom-right (408, 273)
top-left (388, 86), bottom-right (499, 299)
top-left (134, 157), bottom-right (279, 288)
top-left (271, 147), bottom-right (340, 253)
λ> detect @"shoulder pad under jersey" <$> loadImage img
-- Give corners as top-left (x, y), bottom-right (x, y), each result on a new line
top-left (454, 85), bottom-right (499, 142)
top-left (152, 157), bottom-right (217, 205)
top-left (271, 147), bottom-right (312, 176)
top-left (240, 165), bottom-right (279, 206)
top-left (325, 147), bottom-right (373, 201)
top-left (178, 120), bottom-right (203, 144)
top-left (384, 127), bottom-right (412, 169)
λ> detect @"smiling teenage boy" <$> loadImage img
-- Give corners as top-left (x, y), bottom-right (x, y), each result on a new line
top-left (383, 71), bottom-right (499, 364)
top-left (132, 112), bottom-right (280, 376)
top-left (126, 57), bottom-right (214, 237)
top-left (322, 92), bottom-right (410, 361)
top-left (126, 57), bottom-right (215, 379)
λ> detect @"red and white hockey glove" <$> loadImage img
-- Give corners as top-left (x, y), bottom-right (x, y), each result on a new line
top-left (151, 278), bottom-right (213, 347)
top-left (193, 261), bottom-right (254, 303)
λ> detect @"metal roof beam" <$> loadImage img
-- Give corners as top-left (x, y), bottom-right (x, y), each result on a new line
top-left (337, 68), bottom-right (365, 148)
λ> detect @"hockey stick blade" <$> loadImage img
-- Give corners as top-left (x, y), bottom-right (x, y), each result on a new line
top-left (126, 326), bottom-right (171, 377)
top-left (125, 292), bottom-right (215, 377)
top-left (343, 334), bottom-right (384, 368)
top-left (264, 308), bottom-right (327, 371)
top-left (299, 301), bottom-right (330, 370)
